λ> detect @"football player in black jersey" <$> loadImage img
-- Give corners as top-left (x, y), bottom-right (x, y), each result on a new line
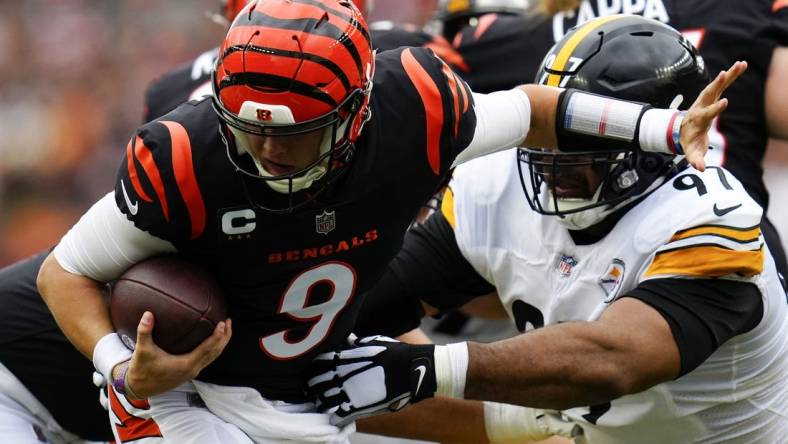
top-left (444, 0), bottom-right (788, 283)
top-left (35, 0), bottom-right (742, 441)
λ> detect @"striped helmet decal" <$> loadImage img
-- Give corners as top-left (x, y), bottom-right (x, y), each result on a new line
top-left (215, 0), bottom-right (373, 122)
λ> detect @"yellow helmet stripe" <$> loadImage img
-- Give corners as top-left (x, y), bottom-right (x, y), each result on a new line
top-left (546, 15), bottom-right (627, 87)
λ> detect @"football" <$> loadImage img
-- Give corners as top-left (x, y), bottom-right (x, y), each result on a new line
top-left (110, 256), bottom-right (227, 355)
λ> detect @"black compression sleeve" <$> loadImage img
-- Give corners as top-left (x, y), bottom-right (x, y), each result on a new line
top-left (354, 211), bottom-right (495, 338)
top-left (626, 278), bottom-right (763, 376)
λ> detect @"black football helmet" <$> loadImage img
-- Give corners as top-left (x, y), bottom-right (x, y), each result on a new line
top-left (518, 15), bottom-right (709, 229)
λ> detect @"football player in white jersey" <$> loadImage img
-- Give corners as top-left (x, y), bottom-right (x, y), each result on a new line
top-left (309, 16), bottom-right (787, 443)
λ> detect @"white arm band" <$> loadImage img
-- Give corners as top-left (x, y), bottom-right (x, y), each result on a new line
top-left (53, 192), bottom-right (176, 282)
top-left (434, 342), bottom-right (469, 399)
top-left (92, 333), bottom-right (132, 382)
top-left (483, 402), bottom-right (583, 443)
top-left (452, 89), bottom-right (531, 167)
top-left (558, 90), bottom-right (685, 155)
top-left (639, 108), bottom-right (685, 155)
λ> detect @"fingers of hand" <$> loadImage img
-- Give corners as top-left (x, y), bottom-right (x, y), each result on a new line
top-left (722, 61), bottom-right (748, 90)
top-left (188, 319), bottom-right (231, 371)
top-left (688, 152), bottom-right (706, 172)
top-left (702, 98), bottom-right (728, 120)
top-left (136, 311), bottom-right (153, 338)
top-left (134, 311), bottom-right (158, 358)
top-left (695, 60), bottom-right (746, 107)
top-left (308, 369), bottom-right (338, 388)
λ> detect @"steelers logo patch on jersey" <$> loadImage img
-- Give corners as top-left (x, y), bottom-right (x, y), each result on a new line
top-left (598, 259), bottom-right (625, 303)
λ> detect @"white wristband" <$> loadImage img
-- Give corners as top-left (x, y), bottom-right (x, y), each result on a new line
top-left (638, 108), bottom-right (685, 155)
top-left (93, 333), bottom-right (133, 381)
top-left (483, 401), bottom-right (550, 443)
top-left (483, 401), bottom-right (582, 443)
top-left (434, 342), bottom-right (469, 399)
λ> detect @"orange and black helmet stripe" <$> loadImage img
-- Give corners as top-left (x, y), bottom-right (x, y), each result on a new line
top-left (217, 0), bottom-right (371, 115)
top-left (246, 0), bottom-right (370, 77)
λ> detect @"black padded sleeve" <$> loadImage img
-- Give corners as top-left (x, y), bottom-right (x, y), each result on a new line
top-left (354, 210), bottom-right (495, 338)
top-left (625, 278), bottom-right (763, 376)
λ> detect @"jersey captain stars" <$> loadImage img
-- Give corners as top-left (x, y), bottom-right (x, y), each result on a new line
top-left (114, 46), bottom-right (475, 402)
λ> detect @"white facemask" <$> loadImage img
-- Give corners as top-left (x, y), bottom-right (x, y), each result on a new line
top-left (231, 101), bottom-right (349, 194)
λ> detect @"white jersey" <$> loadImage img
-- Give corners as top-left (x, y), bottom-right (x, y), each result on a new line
top-left (445, 150), bottom-right (788, 444)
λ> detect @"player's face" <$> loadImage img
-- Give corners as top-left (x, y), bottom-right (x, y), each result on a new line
top-left (533, 152), bottom-right (607, 200)
top-left (244, 129), bottom-right (324, 176)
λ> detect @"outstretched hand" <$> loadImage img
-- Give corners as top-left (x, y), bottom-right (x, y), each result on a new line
top-left (681, 61), bottom-right (747, 171)
top-left (308, 335), bottom-right (437, 427)
top-left (121, 311), bottom-right (231, 399)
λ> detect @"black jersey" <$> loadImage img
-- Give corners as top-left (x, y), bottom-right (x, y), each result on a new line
top-left (0, 252), bottom-right (114, 441)
top-left (447, 13), bottom-right (554, 92)
top-left (142, 48), bottom-right (217, 123)
top-left (115, 46), bottom-right (475, 402)
top-left (370, 23), bottom-right (435, 51)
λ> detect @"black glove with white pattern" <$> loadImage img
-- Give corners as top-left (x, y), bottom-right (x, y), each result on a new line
top-left (308, 335), bottom-right (437, 427)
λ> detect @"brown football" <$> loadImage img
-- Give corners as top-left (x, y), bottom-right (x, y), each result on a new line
top-left (110, 256), bottom-right (227, 355)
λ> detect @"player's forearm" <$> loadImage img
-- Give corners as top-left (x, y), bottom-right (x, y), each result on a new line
top-left (463, 322), bottom-right (639, 409)
top-left (520, 84), bottom-right (686, 156)
top-left (356, 396), bottom-right (490, 443)
top-left (37, 252), bottom-right (114, 359)
top-left (518, 84), bottom-right (559, 149)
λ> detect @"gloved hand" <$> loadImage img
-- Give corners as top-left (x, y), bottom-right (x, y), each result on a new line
top-left (308, 335), bottom-right (437, 427)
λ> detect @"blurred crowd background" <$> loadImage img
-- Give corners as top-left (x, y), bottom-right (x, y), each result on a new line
top-left (0, 0), bottom-right (787, 267)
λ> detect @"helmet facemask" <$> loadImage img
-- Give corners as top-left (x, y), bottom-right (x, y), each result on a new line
top-left (517, 148), bottom-right (675, 230)
top-left (212, 83), bottom-right (371, 213)
top-left (211, 0), bottom-right (375, 213)
top-left (521, 15), bottom-right (709, 229)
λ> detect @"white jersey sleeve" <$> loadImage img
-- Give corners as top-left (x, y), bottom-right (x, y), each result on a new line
top-left (53, 192), bottom-right (177, 282)
top-left (632, 166), bottom-right (764, 283)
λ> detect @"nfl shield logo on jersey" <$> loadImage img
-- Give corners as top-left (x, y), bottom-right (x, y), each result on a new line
top-left (557, 254), bottom-right (578, 277)
top-left (598, 259), bottom-right (626, 302)
top-left (316, 210), bottom-right (336, 235)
